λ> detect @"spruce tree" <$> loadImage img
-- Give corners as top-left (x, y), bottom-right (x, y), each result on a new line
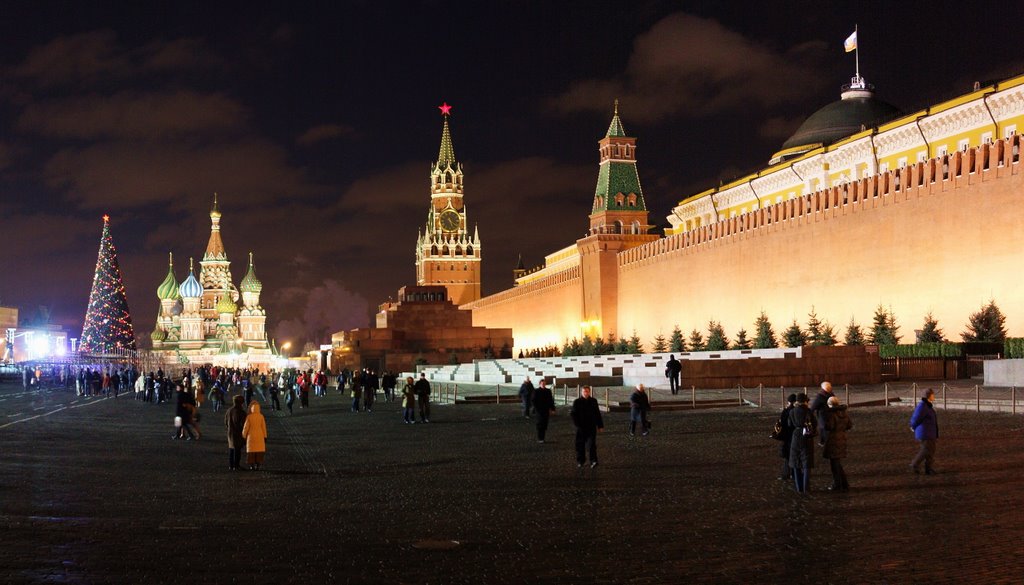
top-left (732, 328), bottom-right (752, 349)
top-left (806, 307), bottom-right (823, 344)
top-left (782, 319), bottom-right (808, 348)
top-left (705, 321), bottom-right (728, 351)
top-left (593, 335), bottom-right (609, 355)
top-left (844, 318), bottom-right (865, 346)
top-left (615, 336), bottom-right (629, 354)
top-left (579, 334), bottom-right (594, 356)
top-left (651, 333), bottom-right (668, 353)
top-left (687, 329), bottom-right (705, 352)
top-left (669, 326), bottom-right (684, 352)
top-left (962, 300), bottom-right (1007, 342)
top-left (568, 337), bottom-right (581, 356)
top-left (561, 339), bottom-right (573, 357)
top-left (869, 304), bottom-right (902, 345)
top-left (817, 322), bottom-right (838, 346)
top-left (918, 312), bottom-right (945, 343)
top-left (80, 216), bottom-right (136, 353)
top-left (627, 330), bottom-right (642, 354)
top-left (604, 333), bottom-right (617, 354)
top-left (753, 311), bottom-right (778, 349)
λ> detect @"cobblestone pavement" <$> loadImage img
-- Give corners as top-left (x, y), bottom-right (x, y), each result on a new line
top-left (1, 381), bottom-right (1022, 584)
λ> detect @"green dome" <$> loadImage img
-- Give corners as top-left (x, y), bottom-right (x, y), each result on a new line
top-left (157, 260), bottom-right (180, 301)
top-left (216, 294), bottom-right (237, 314)
top-left (776, 83), bottom-right (901, 160)
top-left (150, 327), bottom-right (166, 342)
top-left (239, 253), bottom-right (262, 293)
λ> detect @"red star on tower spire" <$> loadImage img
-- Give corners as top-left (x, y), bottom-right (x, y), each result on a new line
top-left (438, 102), bottom-right (452, 116)
top-left (102, 214), bottom-right (110, 223)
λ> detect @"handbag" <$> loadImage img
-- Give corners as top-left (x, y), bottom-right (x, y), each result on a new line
top-left (802, 414), bottom-right (817, 437)
top-left (770, 421), bottom-right (784, 441)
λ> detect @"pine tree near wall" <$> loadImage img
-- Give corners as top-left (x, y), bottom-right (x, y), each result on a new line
top-left (962, 300), bottom-right (1007, 342)
top-left (753, 311), bottom-right (778, 349)
top-left (869, 305), bottom-right (902, 345)
top-left (844, 318), bottom-right (865, 346)
top-left (705, 321), bottom-right (728, 351)
top-left (687, 329), bottom-right (705, 352)
top-left (783, 319), bottom-right (808, 348)
top-left (651, 333), bottom-right (668, 353)
top-left (918, 311), bottom-right (945, 343)
top-left (669, 326), bottom-right (684, 352)
top-left (732, 328), bottom-right (752, 349)
top-left (80, 216), bottom-right (136, 353)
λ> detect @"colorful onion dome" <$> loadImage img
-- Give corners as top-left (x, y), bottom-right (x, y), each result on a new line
top-left (178, 258), bottom-right (203, 299)
top-left (150, 327), bottom-right (166, 342)
top-left (216, 293), bottom-right (237, 314)
top-left (156, 253), bottom-right (180, 301)
top-left (240, 252), bottom-right (262, 293)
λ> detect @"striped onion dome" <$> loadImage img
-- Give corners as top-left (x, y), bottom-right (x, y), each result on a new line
top-left (150, 327), bottom-right (166, 341)
top-left (156, 253), bottom-right (180, 301)
top-left (178, 259), bottom-right (203, 299)
top-left (216, 293), bottom-right (237, 314)
top-left (239, 252), bottom-right (262, 293)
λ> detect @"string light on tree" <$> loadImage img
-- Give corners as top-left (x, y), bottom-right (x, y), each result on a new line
top-left (79, 215), bottom-right (137, 353)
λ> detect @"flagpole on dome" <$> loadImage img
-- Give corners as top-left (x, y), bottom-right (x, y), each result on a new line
top-left (845, 25), bottom-right (862, 89)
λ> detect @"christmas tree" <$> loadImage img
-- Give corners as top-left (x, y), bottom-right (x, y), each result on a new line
top-left (80, 215), bottom-right (137, 353)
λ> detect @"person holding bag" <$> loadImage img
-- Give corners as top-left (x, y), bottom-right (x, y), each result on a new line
top-left (788, 393), bottom-right (816, 494)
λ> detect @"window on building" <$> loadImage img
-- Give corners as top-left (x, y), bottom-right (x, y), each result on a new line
top-left (1005, 125), bottom-right (1017, 139)
top-left (959, 139), bottom-right (970, 152)
top-left (982, 132), bottom-right (993, 145)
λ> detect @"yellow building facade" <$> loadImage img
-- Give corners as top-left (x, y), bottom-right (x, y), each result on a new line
top-left (466, 73), bottom-right (1024, 351)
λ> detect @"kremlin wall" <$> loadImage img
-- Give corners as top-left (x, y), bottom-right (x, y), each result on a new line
top-left (464, 73), bottom-right (1024, 352)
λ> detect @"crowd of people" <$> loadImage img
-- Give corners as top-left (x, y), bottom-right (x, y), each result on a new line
top-left (776, 380), bottom-right (939, 494)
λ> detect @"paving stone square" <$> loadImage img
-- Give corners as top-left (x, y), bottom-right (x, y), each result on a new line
top-left (1, 381), bottom-right (1022, 584)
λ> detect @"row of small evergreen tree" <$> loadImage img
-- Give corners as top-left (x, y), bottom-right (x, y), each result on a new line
top-left (560, 300), bottom-right (1009, 356)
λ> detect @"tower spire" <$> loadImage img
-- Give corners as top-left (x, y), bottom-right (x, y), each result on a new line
top-left (204, 193), bottom-right (227, 260)
top-left (437, 103), bottom-right (456, 168)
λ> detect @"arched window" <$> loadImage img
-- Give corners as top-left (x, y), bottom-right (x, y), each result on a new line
top-left (431, 245), bottom-right (438, 255)
top-left (467, 245), bottom-right (474, 255)
top-left (613, 221), bottom-right (623, 234)
top-left (627, 193), bottom-right (637, 206)
top-left (455, 246), bottom-right (462, 256)
top-left (614, 193), bottom-right (625, 206)
top-left (631, 220), bottom-right (641, 234)
top-left (442, 245), bottom-right (450, 255)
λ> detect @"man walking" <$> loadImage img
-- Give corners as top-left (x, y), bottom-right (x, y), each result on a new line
top-left (910, 388), bottom-right (939, 475)
top-left (532, 379), bottom-right (555, 443)
top-left (629, 384), bottom-right (651, 436)
top-left (811, 381), bottom-right (835, 438)
top-left (518, 376), bottom-right (535, 418)
top-left (665, 354), bottom-right (682, 395)
top-left (414, 373), bottom-right (431, 423)
top-left (571, 385), bottom-right (604, 468)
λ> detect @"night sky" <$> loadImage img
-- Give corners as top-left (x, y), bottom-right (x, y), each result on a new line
top-left (1, 1), bottom-right (1022, 350)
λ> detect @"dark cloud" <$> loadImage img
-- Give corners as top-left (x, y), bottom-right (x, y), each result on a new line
top-left (296, 123), bottom-right (355, 146)
top-left (43, 138), bottom-right (319, 210)
top-left (553, 13), bottom-right (827, 122)
top-left (758, 116), bottom-right (804, 142)
top-left (272, 280), bottom-right (371, 347)
top-left (17, 90), bottom-right (248, 139)
top-left (12, 30), bottom-right (218, 88)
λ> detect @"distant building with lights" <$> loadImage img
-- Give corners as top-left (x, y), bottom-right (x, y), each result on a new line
top-left (1, 305), bottom-right (18, 362)
top-left (464, 72), bottom-right (1024, 350)
top-left (149, 197), bottom-right (275, 369)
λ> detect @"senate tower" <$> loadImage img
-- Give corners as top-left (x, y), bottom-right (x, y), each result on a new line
top-left (415, 103), bottom-right (482, 306)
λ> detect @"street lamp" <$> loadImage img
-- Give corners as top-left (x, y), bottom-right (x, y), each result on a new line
top-left (281, 341), bottom-right (291, 357)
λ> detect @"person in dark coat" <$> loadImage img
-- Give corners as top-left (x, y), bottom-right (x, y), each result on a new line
top-left (810, 381), bottom-right (835, 440)
top-left (225, 395), bottom-right (247, 470)
top-left (628, 384), bottom-right (651, 436)
top-left (570, 385), bottom-right (604, 468)
top-left (532, 379), bottom-right (555, 443)
top-left (788, 393), bottom-right (815, 493)
top-left (414, 373), bottom-right (431, 423)
top-left (909, 388), bottom-right (939, 474)
top-left (823, 396), bottom-right (853, 491)
top-left (174, 383), bottom-right (198, 440)
top-left (777, 393), bottom-right (797, 481)
top-left (665, 355), bottom-right (682, 395)
top-left (518, 377), bottom-right (535, 418)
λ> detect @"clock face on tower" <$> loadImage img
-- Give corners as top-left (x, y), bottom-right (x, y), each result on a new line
top-left (439, 209), bottom-right (460, 232)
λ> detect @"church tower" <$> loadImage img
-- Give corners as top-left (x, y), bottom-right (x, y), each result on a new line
top-left (576, 102), bottom-right (658, 339)
top-left (199, 194), bottom-right (238, 337)
top-left (415, 103), bottom-right (482, 305)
